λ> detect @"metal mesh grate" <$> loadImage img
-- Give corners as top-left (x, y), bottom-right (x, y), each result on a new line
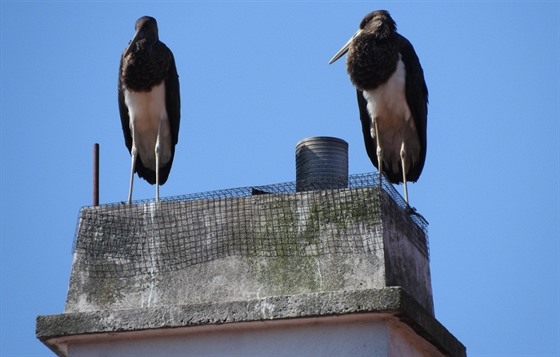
top-left (72, 172), bottom-right (427, 278)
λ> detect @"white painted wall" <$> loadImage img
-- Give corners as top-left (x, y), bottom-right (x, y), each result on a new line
top-left (66, 314), bottom-right (443, 357)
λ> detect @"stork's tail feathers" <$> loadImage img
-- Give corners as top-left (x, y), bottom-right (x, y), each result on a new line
top-left (134, 153), bottom-right (174, 185)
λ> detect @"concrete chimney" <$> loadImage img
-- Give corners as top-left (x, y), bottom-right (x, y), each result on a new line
top-left (37, 171), bottom-right (465, 356)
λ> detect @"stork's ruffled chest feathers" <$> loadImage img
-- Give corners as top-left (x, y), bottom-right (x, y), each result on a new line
top-left (121, 42), bottom-right (170, 92)
top-left (346, 34), bottom-right (400, 91)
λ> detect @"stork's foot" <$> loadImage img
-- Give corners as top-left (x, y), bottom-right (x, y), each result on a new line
top-left (405, 204), bottom-right (429, 226)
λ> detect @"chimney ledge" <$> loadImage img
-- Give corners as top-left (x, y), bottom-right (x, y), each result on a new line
top-left (37, 287), bottom-right (465, 357)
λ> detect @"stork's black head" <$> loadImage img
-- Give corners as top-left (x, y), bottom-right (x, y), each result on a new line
top-left (329, 9), bottom-right (397, 65)
top-left (134, 16), bottom-right (159, 40)
top-left (329, 9), bottom-right (401, 90)
top-left (125, 16), bottom-right (159, 56)
top-left (359, 10), bottom-right (396, 38)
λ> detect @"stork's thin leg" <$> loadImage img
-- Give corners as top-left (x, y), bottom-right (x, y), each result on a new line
top-left (400, 141), bottom-right (409, 205)
top-left (127, 145), bottom-right (137, 204)
top-left (154, 120), bottom-right (163, 202)
top-left (374, 119), bottom-right (383, 189)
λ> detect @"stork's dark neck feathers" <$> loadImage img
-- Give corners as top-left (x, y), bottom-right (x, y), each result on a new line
top-left (346, 10), bottom-right (400, 91)
top-left (346, 34), bottom-right (399, 91)
top-left (121, 41), bottom-right (170, 92)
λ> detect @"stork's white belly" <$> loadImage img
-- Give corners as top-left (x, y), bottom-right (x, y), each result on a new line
top-left (363, 57), bottom-right (420, 173)
top-left (124, 82), bottom-right (172, 170)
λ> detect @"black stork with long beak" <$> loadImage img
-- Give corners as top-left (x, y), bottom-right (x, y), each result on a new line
top-left (329, 10), bottom-right (428, 208)
top-left (118, 16), bottom-right (181, 203)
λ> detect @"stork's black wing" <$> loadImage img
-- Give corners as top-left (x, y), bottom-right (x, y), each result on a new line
top-left (118, 53), bottom-right (133, 154)
top-left (156, 46), bottom-right (181, 185)
top-left (397, 34), bottom-right (428, 182)
top-left (165, 49), bottom-right (180, 147)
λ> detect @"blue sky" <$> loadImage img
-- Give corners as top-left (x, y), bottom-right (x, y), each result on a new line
top-left (1, 1), bottom-right (558, 356)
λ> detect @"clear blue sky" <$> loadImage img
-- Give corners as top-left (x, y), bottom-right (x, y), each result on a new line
top-left (1, 1), bottom-right (558, 356)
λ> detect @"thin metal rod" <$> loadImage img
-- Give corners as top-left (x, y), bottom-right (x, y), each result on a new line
top-left (93, 143), bottom-right (99, 206)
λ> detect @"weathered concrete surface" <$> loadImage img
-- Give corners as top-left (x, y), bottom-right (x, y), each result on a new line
top-left (64, 187), bottom-right (433, 314)
top-left (380, 193), bottom-right (432, 310)
top-left (37, 287), bottom-right (466, 357)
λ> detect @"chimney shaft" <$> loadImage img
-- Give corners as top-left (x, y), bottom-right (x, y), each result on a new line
top-left (295, 136), bottom-right (348, 192)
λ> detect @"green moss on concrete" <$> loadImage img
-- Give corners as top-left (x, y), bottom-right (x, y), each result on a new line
top-left (246, 188), bottom-right (382, 296)
top-left (81, 271), bottom-right (125, 307)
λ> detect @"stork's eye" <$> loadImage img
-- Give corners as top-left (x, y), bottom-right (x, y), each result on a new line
top-left (360, 13), bottom-right (375, 29)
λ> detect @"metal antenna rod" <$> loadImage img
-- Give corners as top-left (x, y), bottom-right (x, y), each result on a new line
top-left (93, 143), bottom-right (99, 206)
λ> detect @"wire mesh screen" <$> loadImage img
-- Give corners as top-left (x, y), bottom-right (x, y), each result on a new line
top-left (73, 172), bottom-right (427, 278)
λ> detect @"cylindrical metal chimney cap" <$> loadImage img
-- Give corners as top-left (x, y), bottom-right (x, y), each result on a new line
top-left (295, 136), bottom-right (349, 192)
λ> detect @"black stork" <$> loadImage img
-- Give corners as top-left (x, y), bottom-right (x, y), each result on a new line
top-left (329, 10), bottom-right (428, 208)
top-left (118, 16), bottom-right (181, 203)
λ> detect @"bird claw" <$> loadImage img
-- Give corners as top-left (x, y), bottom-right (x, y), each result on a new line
top-left (405, 204), bottom-right (429, 226)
